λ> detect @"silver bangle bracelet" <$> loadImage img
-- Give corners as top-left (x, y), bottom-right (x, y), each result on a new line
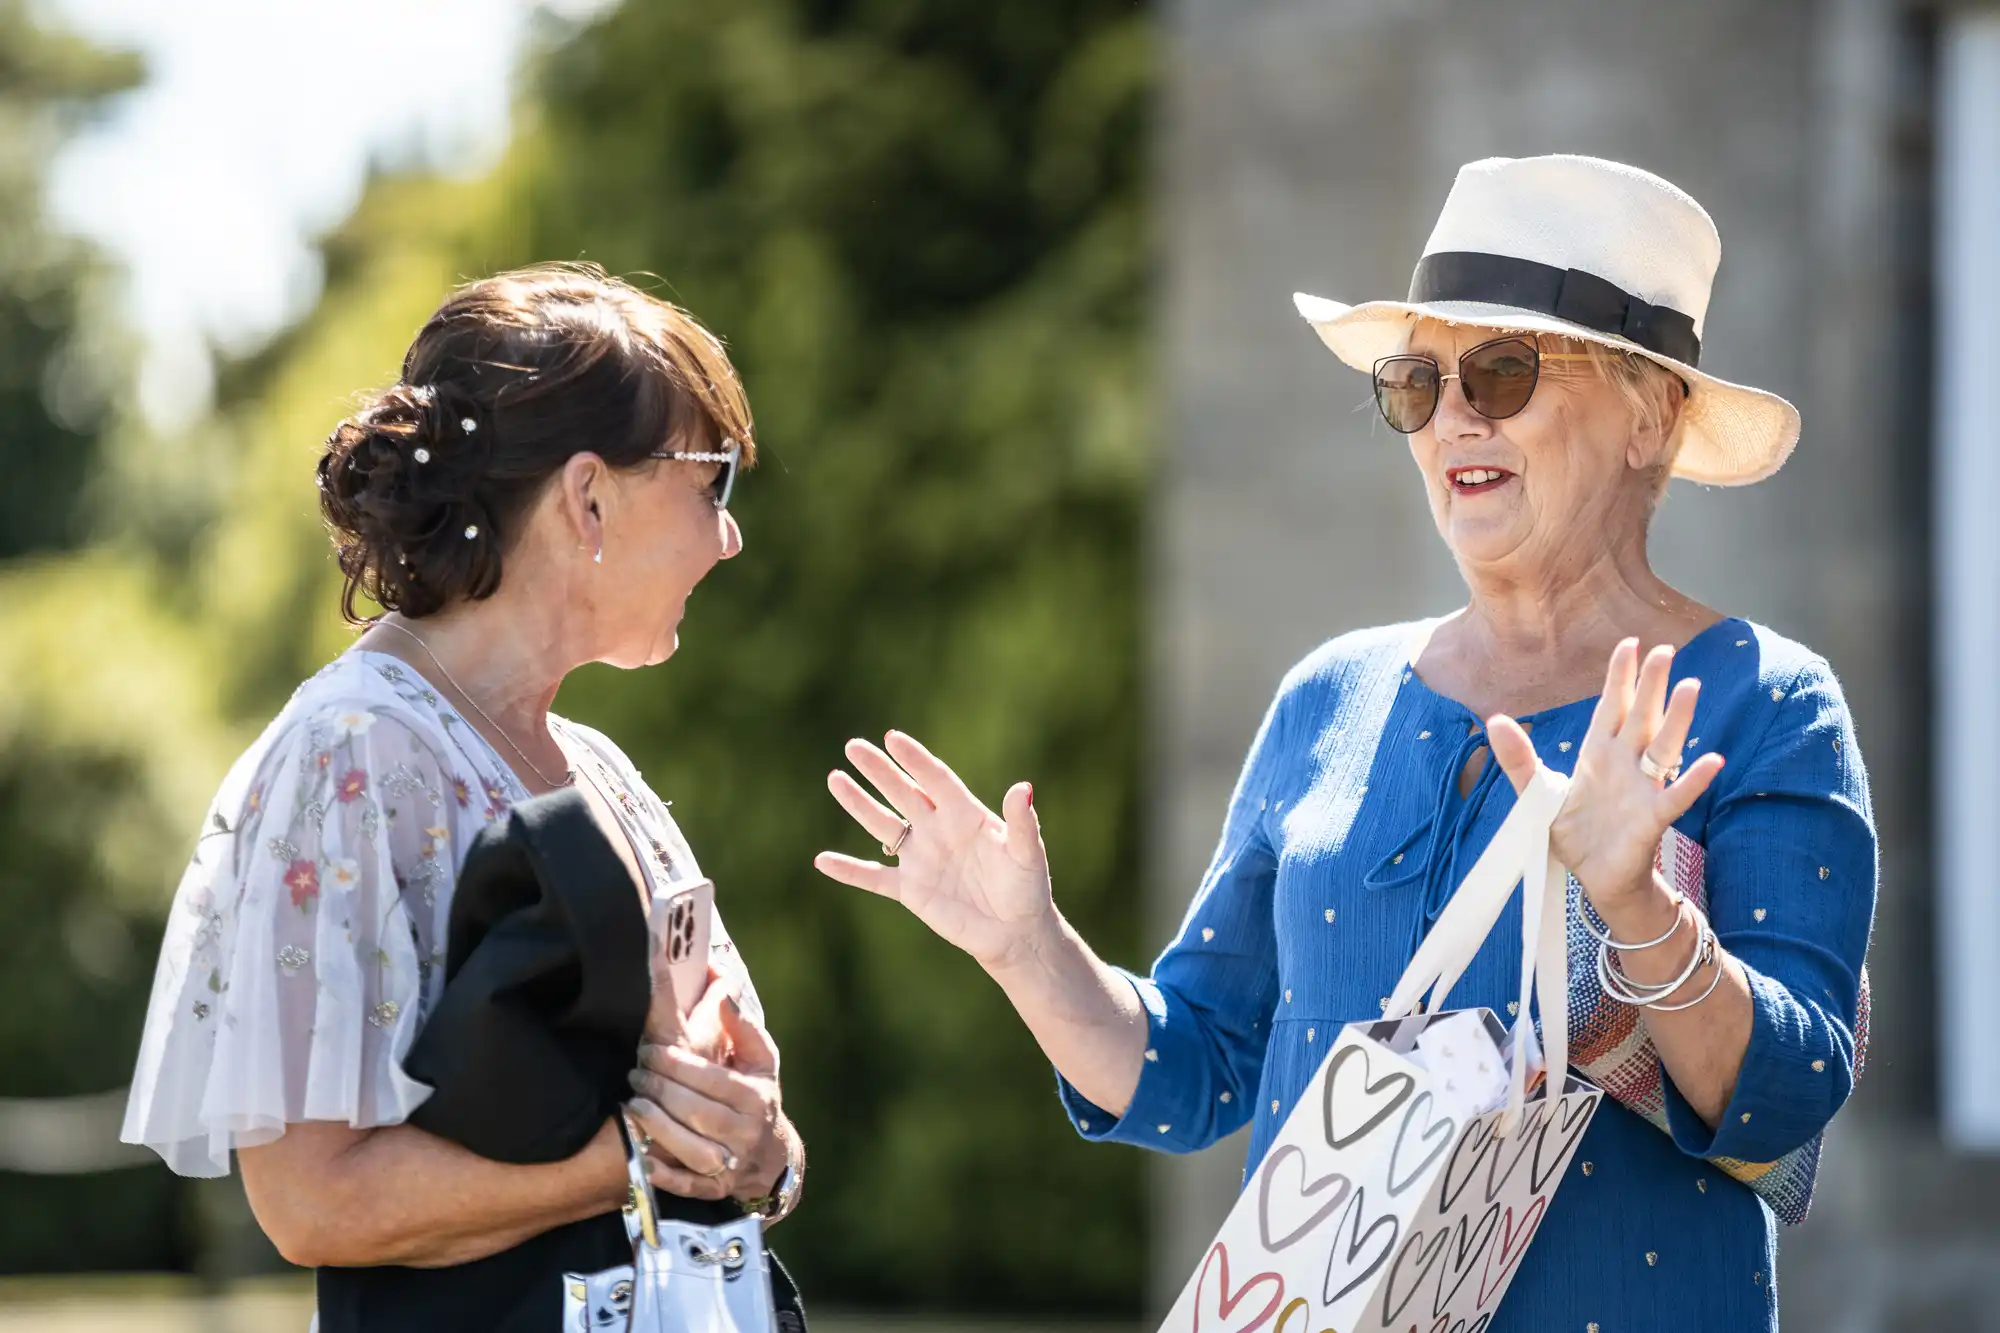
top-left (1640, 941), bottom-right (1727, 1012)
top-left (1579, 889), bottom-right (1688, 952)
top-left (1598, 917), bottom-right (1714, 1007)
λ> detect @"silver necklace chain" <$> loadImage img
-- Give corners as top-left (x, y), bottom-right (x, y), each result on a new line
top-left (372, 620), bottom-right (575, 788)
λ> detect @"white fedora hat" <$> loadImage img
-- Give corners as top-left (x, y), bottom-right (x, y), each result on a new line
top-left (1293, 154), bottom-right (1799, 486)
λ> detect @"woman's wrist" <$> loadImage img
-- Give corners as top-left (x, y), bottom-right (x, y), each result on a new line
top-left (981, 903), bottom-right (1073, 986)
top-left (591, 1113), bottom-right (637, 1213)
top-left (738, 1118), bottom-right (803, 1219)
top-left (1582, 866), bottom-right (1679, 941)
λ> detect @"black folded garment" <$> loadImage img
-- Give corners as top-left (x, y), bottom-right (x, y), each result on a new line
top-left (313, 787), bottom-right (803, 1332)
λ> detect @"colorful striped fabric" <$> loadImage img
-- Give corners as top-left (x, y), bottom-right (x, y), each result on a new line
top-left (1565, 829), bottom-right (1871, 1225)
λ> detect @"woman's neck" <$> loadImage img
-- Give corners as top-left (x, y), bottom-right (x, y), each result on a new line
top-left (358, 592), bottom-right (580, 780)
top-left (1423, 534), bottom-right (1718, 718)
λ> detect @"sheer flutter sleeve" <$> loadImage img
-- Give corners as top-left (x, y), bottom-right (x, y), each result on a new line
top-left (124, 702), bottom-right (482, 1176)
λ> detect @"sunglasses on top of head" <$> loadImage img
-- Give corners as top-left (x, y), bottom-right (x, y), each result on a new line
top-left (1370, 336), bottom-right (1596, 434)
top-left (649, 438), bottom-right (741, 510)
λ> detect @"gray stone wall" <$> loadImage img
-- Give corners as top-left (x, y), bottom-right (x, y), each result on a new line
top-left (1150, 0), bottom-right (2000, 1325)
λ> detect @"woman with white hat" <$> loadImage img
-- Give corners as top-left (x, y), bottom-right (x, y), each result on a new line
top-left (815, 155), bottom-right (1876, 1329)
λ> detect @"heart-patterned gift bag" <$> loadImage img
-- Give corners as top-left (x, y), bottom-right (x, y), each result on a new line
top-left (1160, 766), bottom-right (1601, 1333)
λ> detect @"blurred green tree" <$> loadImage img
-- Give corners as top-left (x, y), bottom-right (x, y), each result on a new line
top-left (0, 0), bottom-right (140, 558)
top-left (0, 0), bottom-right (209, 1276)
top-left (1, 0), bottom-right (1156, 1310)
top-left (509, 2), bottom-right (1156, 1310)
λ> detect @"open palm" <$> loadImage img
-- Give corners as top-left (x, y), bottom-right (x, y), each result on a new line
top-left (1487, 638), bottom-right (1725, 909)
top-left (814, 732), bottom-right (1053, 970)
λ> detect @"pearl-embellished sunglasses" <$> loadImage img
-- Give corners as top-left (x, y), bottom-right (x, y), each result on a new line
top-left (650, 439), bottom-right (741, 510)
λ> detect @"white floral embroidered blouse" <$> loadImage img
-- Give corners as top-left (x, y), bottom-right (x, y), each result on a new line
top-left (122, 650), bottom-right (760, 1178)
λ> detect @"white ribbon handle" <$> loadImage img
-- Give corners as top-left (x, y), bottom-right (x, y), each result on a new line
top-left (1383, 764), bottom-right (1572, 1135)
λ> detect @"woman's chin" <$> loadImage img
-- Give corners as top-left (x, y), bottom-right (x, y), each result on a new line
top-left (643, 621), bottom-right (682, 667)
top-left (1446, 522), bottom-right (1534, 568)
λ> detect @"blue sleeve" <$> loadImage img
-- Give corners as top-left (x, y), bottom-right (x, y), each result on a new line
top-left (1660, 657), bottom-right (1877, 1162)
top-left (1055, 681), bottom-right (1289, 1154)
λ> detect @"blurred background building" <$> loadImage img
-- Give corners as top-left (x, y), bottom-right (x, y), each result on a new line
top-left (0, 0), bottom-right (1991, 1328)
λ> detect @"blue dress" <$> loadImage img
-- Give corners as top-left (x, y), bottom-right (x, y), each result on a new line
top-left (1060, 617), bottom-right (1875, 1332)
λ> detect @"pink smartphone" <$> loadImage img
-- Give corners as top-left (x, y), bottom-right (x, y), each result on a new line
top-left (647, 877), bottom-right (714, 1017)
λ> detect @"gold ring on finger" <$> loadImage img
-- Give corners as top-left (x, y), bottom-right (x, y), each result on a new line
top-left (883, 819), bottom-right (913, 858)
top-left (1637, 752), bottom-right (1680, 784)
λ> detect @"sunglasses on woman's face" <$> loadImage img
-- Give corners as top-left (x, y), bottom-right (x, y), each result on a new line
top-left (1372, 336), bottom-right (1576, 434)
top-left (650, 439), bottom-right (741, 510)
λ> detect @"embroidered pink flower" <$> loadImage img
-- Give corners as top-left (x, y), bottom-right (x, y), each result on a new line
top-left (316, 751), bottom-right (332, 771)
top-left (284, 859), bottom-right (320, 911)
top-left (335, 768), bottom-right (368, 803)
top-left (451, 777), bottom-right (471, 808)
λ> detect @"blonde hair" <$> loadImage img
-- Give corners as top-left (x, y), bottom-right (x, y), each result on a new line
top-left (1561, 335), bottom-right (1687, 463)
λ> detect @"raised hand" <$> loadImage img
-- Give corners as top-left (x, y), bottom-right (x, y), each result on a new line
top-left (1487, 638), bottom-right (1724, 911)
top-left (814, 731), bottom-right (1053, 971)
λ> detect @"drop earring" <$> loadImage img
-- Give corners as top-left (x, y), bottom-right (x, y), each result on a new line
top-left (593, 547), bottom-right (603, 565)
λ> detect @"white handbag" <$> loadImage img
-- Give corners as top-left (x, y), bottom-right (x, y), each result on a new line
top-left (563, 1115), bottom-right (780, 1333)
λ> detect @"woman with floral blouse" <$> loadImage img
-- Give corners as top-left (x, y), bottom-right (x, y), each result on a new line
top-left (122, 264), bottom-right (801, 1328)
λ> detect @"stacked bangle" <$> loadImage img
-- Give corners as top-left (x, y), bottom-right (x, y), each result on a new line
top-left (1592, 893), bottom-right (1726, 1011)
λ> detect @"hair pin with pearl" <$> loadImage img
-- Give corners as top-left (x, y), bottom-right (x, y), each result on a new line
top-left (463, 525), bottom-right (479, 540)
top-left (413, 447), bottom-right (431, 464)
top-left (460, 417), bottom-right (477, 434)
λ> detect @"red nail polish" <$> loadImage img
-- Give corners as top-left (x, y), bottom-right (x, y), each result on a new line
top-left (1025, 783), bottom-right (1035, 806)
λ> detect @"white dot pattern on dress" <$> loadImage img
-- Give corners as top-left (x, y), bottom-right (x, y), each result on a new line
top-left (1219, 1091), bottom-right (1231, 1103)
top-left (1144, 1048), bottom-right (1158, 1062)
